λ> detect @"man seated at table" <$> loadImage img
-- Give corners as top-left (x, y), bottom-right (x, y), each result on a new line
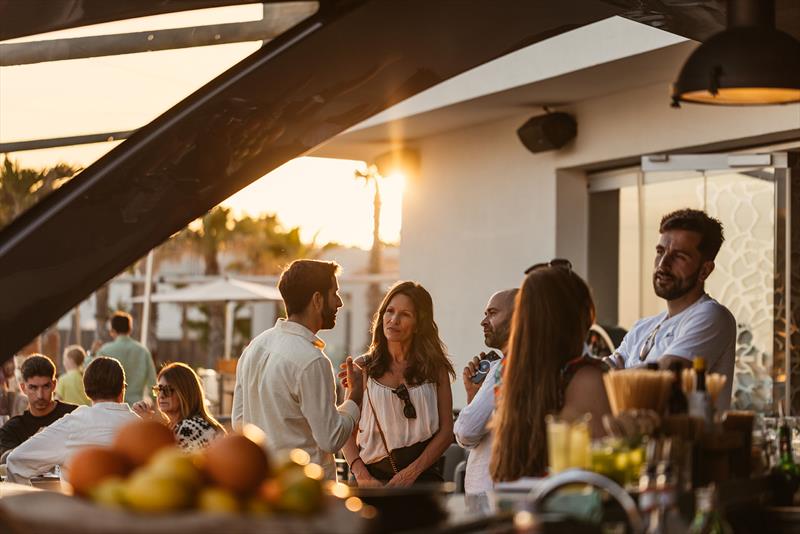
top-left (5, 357), bottom-right (139, 484)
top-left (604, 208), bottom-right (736, 409)
top-left (0, 354), bottom-right (77, 457)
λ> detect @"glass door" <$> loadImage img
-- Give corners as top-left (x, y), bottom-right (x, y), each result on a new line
top-left (639, 152), bottom-right (794, 415)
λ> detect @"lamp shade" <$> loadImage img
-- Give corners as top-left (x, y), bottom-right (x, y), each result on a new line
top-left (672, 26), bottom-right (800, 106)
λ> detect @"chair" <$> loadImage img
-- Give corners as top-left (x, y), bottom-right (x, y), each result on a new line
top-left (215, 358), bottom-right (239, 417)
top-left (442, 443), bottom-right (467, 484)
top-left (453, 460), bottom-right (467, 493)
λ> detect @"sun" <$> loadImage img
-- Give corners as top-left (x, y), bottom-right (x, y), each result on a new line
top-left (222, 157), bottom-right (405, 249)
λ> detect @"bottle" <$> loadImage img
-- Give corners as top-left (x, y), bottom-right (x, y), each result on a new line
top-left (640, 441), bottom-right (660, 533)
top-left (688, 485), bottom-right (732, 534)
top-left (639, 440), bottom-right (659, 517)
top-left (770, 410), bottom-right (800, 506)
top-left (688, 357), bottom-right (712, 428)
top-left (644, 439), bottom-right (687, 534)
top-left (666, 362), bottom-right (688, 415)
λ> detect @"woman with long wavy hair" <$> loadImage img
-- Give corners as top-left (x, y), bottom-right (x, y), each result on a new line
top-left (340, 281), bottom-right (455, 486)
top-left (133, 362), bottom-right (225, 451)
top-left (490, 262), bottom-right (610, 482)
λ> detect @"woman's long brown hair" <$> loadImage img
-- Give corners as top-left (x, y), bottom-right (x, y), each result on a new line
top-left (159, 362), bottom-right (225, 434)
top-left (364, 281), bottom-right (455, 385)
top-left (490, 267), bottom-right (595, 482)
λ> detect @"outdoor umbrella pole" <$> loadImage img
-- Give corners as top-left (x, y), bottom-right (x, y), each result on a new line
top-left (140, 250), bottom-right (154, 346)
top-left (224, 300), bottom-right (235, 359)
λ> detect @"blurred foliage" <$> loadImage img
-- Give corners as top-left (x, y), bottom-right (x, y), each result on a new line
top-left (0, 156), bottom-right (80, 229)
top-left (160, 206), bottom-right (336, 362)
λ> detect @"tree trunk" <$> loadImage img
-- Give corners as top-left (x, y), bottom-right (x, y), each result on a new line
top-left (71, 306), bottom-right (81, 346)
top-left (203, 235), bottom-right (224, 368)
top-left (180, 304), bottom-right (190, 344)
top-left (207, 304), bottom-right (225, 368)
top-left (130, 276), bottom-right (144, 341)
top-left (40, 325), bottom-right (60, 362)
top-left (93, 283), bottom-right (111, 345)
top-left (147, 289), bottom-right (159, 362)
top-left (366, 179), bottom-right (383, 344)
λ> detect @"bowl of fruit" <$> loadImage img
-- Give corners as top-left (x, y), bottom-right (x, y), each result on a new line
top-left (0, 421), bottom-right (369, 534)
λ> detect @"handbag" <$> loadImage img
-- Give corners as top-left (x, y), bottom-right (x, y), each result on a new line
top-left (363, 383), bottom-right (442, 482)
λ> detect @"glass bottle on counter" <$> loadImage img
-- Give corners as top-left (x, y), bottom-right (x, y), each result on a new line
top-left (770, 410), bottom-right (800, 506)
top-left (644, 439), bottom-right (687, 534)
top-left (688, 485), bottom-right (732, 534)
top-left (639, 441), bottom-right (659, 529)
top-left (688, 357), bottom-right (712, 427)
top-left (666, 362), bottom-right (688, 415)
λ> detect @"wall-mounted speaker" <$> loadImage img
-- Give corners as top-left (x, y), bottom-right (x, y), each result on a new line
top-left (516, 112), bottom-right (577, 153)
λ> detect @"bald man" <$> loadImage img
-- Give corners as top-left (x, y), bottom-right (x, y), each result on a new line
top-left (454, 288), bottom-right (517, 496)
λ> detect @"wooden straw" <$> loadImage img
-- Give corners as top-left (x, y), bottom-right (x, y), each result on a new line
top-left (602, 369), bottom-right (674, 415)
top-left (603, 374), bottom-right (619, 415)
top-left (681, 368), bottom-right (695, 394)
top-left (706, 373), bottom-right (727, 405)
top-left (656, 371), bottom-right (672, 413)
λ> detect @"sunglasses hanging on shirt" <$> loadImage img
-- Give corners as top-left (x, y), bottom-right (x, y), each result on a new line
top-left (393, 384), bottom-right (417, 419)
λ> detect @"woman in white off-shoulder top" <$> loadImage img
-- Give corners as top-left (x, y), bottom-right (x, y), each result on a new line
top-left (340, 281), bottom-right (455, 487)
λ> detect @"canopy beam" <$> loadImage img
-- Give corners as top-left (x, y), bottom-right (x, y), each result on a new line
top-left (0, 2), bottom-right (318, 66)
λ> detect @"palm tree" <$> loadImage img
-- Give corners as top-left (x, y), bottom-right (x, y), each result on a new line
top-left (161, 208), bottom-right (337, 365)
top-left (93, 283), bottom-right (111, 347)
top-left (1, 156), bottom-right (81, 357)
top-left (0, 156), bottom-right (80, 228)
top-left (355, 164), bottom-right (384, 335)
top-left (226, 214), bottom-right (337, 275)
top-left (167, 206), bottom-right (232, 367)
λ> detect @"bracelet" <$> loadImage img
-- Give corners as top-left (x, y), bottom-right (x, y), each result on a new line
top-left (349, 457), bottom-right (364, 471)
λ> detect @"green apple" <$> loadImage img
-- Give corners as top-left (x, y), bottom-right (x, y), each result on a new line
top-left (197, 486), bottom-right (240, 514)
top-left (278, 468), bottom-right (323, 515)
top-left (245, 496), bottom-right (273, 517)
top-left (90, 477), bottom-right (127, 508)
top-left (124, 470), bottom-right (194, 513)
top-left (146, 448), bottom-right (203, 489)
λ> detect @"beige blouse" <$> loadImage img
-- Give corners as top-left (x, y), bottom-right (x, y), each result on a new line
top-left (357, 377), bottom-right (439, 465)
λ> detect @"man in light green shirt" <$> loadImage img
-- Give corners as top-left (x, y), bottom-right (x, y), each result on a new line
top-left (96, 311), bottom-right (156, 405)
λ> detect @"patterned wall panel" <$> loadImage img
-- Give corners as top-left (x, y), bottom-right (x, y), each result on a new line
top-left (704, 175), bottom-right (775, 411)
top-left (781, 160), bottom-right (800, 414)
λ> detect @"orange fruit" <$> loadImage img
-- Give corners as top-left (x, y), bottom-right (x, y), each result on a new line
top-left (113, 420), bottom-right (176, 466)
top-left (67, 447), bottom-right (131, 496)
top-left (204, 434), bottom-right (270, 494)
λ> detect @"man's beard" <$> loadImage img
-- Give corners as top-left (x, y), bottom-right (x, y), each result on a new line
top-left (653, 267), bottom-right (701, 301)
top-left (321, 294), bottom-right (338, 330)
top-left (485, 321), bottom-right (510, 350)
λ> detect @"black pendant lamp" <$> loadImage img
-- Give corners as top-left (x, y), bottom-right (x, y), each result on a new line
top-left (672, 0), bottom-right (800, 106)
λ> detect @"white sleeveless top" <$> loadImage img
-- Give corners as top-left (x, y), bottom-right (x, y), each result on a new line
top-left (358, 377), bottom-right (439, 464)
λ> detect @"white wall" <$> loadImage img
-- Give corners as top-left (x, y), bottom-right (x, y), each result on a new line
top-left (400, 116), bottom-right (560, 407)
top-left (400, 81), bottom-right (799, 408)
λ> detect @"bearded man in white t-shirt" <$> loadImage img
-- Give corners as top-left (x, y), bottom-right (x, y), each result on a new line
top-left (605, 208), bottom-right (736, 409)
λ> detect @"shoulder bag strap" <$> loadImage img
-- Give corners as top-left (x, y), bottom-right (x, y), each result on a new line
top-left (365, 381), bottom-right (399, 474)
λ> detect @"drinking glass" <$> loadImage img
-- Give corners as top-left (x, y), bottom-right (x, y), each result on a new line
top-left (546, 415), bottom-right (591, 474)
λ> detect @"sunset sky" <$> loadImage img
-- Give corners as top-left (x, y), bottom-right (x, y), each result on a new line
top-left (0, 4), bottom-right (403, 249)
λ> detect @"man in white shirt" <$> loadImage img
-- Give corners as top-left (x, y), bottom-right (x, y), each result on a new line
top-left (232, 260), bottom-right (364, 480)
top-left (454, 288), bottom-right (517, 495)
top-left (605, 209), bottom-right (736, 409)
top-left (6, 357), bottom-right (139, 484)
